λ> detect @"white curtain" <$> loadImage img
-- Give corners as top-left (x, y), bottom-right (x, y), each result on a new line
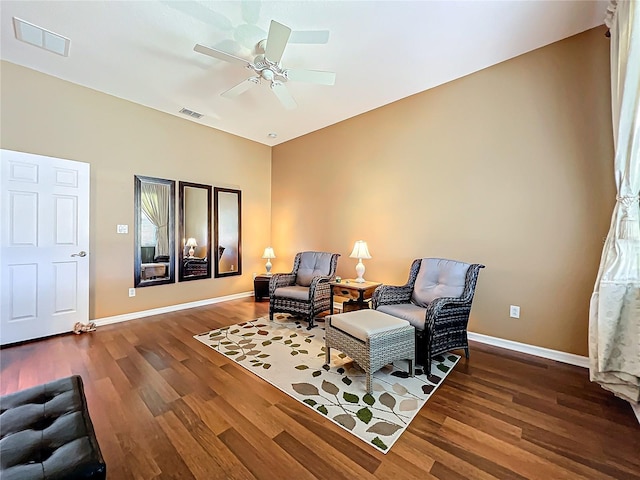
top-left (141, 182), bottom-right (170, 258)
top-left (589, 0), bottom-right (640, 406)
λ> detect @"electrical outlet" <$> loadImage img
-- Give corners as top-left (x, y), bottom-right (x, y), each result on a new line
top-left (510, 305), bottom-right (520, 318)
top-left (117, 224), bottom-right (128, 234)
top-left (128, 288), bottom-right (136, 297)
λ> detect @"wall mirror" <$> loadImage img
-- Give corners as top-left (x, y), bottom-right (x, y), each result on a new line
top-left (214, 187), bottom-right (242, 277)
top-left (134, 175), bottom-right (175, 287)
top-left (179, 181), bottom-right (212, 281)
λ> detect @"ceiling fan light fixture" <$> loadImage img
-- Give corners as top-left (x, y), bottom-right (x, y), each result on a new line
top-left (195, 19), bottom-right (334, 110)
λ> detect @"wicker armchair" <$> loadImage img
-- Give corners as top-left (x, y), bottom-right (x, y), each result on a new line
top-left (269, 251), bottom-right (340, 329)
top-left (372, 258), bottom-right (484, 372)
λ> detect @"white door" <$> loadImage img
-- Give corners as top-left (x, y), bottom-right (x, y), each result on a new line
top-left (0, 149), bottom-right (90, 345)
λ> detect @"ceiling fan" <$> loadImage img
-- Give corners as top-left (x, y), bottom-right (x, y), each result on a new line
top-left (194, 20), bottom-right (336, 110)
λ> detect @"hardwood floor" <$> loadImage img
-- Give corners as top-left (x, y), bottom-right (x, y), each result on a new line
top-left (1, 298), bottom-right (638, 479)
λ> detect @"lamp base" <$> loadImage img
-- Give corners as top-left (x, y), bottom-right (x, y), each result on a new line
top-left (354, 260), bottom-right (366, 283)
top-left (265, 259), bottom-right (272, 274)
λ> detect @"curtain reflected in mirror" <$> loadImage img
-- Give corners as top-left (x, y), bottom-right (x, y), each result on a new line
top-left (179, 181), bottom-right (212, 281)
top-left (214, 187), bottom-right (241, 277)
top-left (134, 175), bottom-right (175, 287)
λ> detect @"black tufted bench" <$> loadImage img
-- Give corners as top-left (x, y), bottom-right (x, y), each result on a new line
top-left (0, 375), bottom-right (106, 480)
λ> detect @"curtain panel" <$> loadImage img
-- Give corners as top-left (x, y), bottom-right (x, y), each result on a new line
top-left (141, 182), bottom-right (171, 258)
top-left (589, 0), bottom-right (640, 405)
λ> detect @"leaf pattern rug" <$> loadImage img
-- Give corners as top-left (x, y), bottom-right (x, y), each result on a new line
top-left (194, 315), bottom-right (459, 453)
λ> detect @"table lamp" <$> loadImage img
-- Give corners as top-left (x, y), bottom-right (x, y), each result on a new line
top-left (349, 240), bottom-right (371, 283)
top-left (262, 247), bottom-right (276, 274)
top-left (186, 238), bottom-right (198, 258)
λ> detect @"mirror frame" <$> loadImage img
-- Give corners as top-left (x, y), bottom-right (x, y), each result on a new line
top-left (134, 175), bottom-right (176, 287)
top-left (214, 187), bottom-right (242, 278)
top-left (178, 181), bottom-right (212, 282)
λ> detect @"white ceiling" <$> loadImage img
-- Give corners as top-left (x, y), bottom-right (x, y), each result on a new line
top-left (0, 1), bottom-right (607, 146)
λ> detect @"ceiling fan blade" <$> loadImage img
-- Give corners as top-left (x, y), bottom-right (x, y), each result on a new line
top-left (194, 44), bottom-right (250, 67)
top-left (270, 82), bottom-right (297, 110)
top-left (264, 20), bottom-right (291, 64)
top-left (221, 77), bottom-right (260, 99)
top-left (285, 69), bottom-right (336, 86)
top-left (289, 30), bottom-right (330, 44)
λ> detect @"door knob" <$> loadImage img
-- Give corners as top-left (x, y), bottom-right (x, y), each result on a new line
top-left (71, 251), bottom-right (87, 257)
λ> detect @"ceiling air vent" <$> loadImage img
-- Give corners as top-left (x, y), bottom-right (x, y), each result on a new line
top-left (13, 17), bottom-right (70, 56)
top-left (179, 108), bottom-right (203, 119)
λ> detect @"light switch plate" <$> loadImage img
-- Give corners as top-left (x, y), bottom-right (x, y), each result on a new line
top-left (117, 224), bottom-right (128, 234)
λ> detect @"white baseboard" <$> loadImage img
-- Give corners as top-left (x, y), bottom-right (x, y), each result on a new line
top-left (468, 331), bottom-right (589, 368)
top-left (94, 298), bottom-right (589, 370)
top-left (93, 291), bottom-right (253, 326)
top-left (329, 306), bottom-right (588, 368)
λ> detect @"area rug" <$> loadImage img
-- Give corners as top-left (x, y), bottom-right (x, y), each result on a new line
top-left (194, 315), bottom-right (459, 453)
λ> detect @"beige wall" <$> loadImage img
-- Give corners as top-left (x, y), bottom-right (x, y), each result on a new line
top-left (1, 61), bottom-right (272, 319)
top-left (271, 27), bottom-right (615, 356)
top-left (0, 26), bottom-right (615, 355)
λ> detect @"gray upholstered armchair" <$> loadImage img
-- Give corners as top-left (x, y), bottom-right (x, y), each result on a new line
top-left (269, 251), bottom-right (340, 329)
top-left (372, 258), bottom-right (484, 371)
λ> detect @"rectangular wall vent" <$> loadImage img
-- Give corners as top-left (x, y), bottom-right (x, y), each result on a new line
top-left (13, 17), bottom-right (70, 57)
top-left (179, 108), bottom-right (204, 119)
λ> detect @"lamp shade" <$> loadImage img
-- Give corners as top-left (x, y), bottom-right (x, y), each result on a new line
top-left (349, 241), bottom-right (371, 259)
top-left (186, 238), bottom-right (198, 258)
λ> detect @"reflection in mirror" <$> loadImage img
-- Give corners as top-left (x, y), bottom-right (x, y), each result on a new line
top-left (179, 181), bottom-right (212, 281)
top-left (134, 175), bottom-right (175, 287)
top-left (214, 187), bottom-right (241, 278)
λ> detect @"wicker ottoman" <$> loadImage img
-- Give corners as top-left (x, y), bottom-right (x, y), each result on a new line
top-left (325, 309), bottom-right (415, 394)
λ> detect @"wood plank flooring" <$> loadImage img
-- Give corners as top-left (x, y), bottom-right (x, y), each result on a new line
top-left (1, 298), bottom-right (638, 479)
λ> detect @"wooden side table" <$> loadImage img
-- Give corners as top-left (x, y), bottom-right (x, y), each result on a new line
top-left (254, 274), bottom-right (271, 301)
top-left (329, 279), bottom-right (382, 314)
